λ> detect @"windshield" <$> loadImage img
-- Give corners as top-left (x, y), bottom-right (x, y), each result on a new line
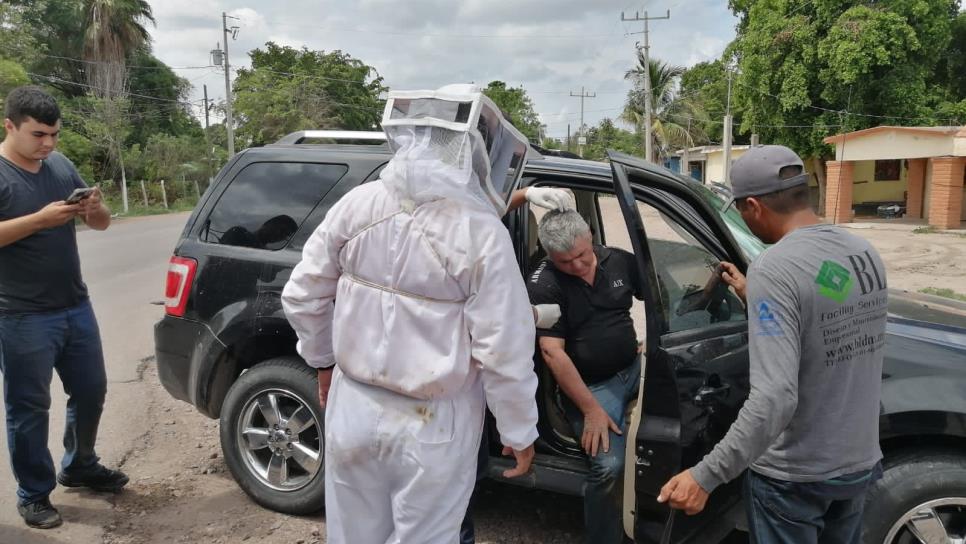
top-left (691, 182), bottom-right (767, 262)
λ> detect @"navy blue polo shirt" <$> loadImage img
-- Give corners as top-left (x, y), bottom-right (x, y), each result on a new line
top-left (0, 152), bottom-right (89, 313)
top-left (527, 245), bottom-right (643, 384)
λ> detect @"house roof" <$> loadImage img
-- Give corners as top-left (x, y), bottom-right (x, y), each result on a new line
top-left (823, 126), bottom-right (962, 145)
top-left (673, 145), bottom-right (751, 157)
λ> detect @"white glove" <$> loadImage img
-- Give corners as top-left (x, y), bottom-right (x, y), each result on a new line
top-left (526, 187), bottom-right (576, 212)
top-left (532, 304), bottom-right (562, 329)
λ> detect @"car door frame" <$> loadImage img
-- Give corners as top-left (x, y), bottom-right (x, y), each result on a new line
top-left (606, 151), bottom-right (752, 542)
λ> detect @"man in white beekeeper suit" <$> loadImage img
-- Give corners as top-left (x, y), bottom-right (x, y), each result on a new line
top-left (282, 84), bottom-right (571, 543)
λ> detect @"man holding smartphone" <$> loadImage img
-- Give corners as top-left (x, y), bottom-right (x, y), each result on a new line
top-left (0, 86), bottom-right (127, 529)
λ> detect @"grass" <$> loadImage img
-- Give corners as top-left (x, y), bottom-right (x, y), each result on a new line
top-left (913, 226), bottom-right (937, 234)
top-left (114, 201), bottom-right (196, 217)
top-left (103, 197), bottom-right (197, 218)
top-left (919, 287), bottom-right (966, 302)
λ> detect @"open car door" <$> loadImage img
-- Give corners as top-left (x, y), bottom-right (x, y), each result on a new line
top-left (608, 151), bottom-right (751, 543)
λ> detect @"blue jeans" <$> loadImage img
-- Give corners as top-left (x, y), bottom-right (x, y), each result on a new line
top-left (745, 468), bottom-right (875, 544)
top-left (0, 300), bottom-right (107, 504)
top-left (563, 358), bottom-right (641, 544)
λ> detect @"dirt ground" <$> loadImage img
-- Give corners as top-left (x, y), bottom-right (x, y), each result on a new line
top-left (88, 364), bottom-right (585, 544)
top-left (840, 222), bottom-right (966, 295)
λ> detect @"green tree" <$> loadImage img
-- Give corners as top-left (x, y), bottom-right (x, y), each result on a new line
top-left (144, 133), bottom-right (204, 182)
top-left (0, 3), bottom-right (42, 67)
top-left (82, 0), bottom-right (155, 97)
top-left (932, 10), bottom-right (966, 106)
top-left (0, 60), bottom-right (29, 98)
top-left (233, 42), bottom-right (386, 146)
top-left (66, 95), bottom-right (134, 212)
top-left (679, 60), bottom-right (747, 145)
top-left (126, 50), bottom-right (200, 147)
top-left (582, 118), bottom-right (641, 162)
top-left (727, 0), bottom-right (961, 214)
top-left (623, 55), bottom-right (710, 162)
top-left (7, 0), bottom-right (87, 97)
top-left (56, 129), bottom-right (97, 181)
top-left (540, 137), bottom-right (562, 150)
top-left (482, 81), bottom-right (544, 142)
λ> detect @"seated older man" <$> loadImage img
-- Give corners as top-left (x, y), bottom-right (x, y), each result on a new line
top-left (527, 209), bottom-right (643, 544)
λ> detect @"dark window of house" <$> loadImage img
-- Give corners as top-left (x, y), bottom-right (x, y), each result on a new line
top-left (874, 159), bottom-right (901, 181)
top-left (204, 162), bottom-right (348, 250)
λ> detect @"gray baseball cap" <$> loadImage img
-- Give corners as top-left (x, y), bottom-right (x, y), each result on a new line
top-left (725, 145), bottom-right (809, 209)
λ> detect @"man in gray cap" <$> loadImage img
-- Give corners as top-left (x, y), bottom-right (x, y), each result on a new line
top-left (657, 145), bottom-right (887, 543)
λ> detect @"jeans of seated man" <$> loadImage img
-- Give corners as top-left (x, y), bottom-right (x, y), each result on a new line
top-left (459, 428), bottom-right (490, 544)
top-left (744, 464), bottom-right (881, 544)
top-left (562, 357), bottom-right (640, 544)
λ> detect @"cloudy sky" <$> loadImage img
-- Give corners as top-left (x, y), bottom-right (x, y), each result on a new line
top-left (148, 0), bottom-right (738, 139)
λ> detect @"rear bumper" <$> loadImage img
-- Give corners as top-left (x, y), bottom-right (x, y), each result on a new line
top-left (154, 315), bottom-right (224, 416)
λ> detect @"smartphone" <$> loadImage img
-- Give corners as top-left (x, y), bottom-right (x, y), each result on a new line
top-left (65, 187), bottom-right (95, 204)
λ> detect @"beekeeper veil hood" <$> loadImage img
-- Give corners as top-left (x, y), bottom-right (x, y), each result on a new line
top-left (379, 84), bottom-right (530, 216)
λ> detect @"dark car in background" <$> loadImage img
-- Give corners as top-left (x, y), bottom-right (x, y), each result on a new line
top-left (154, 131), bottom-right (966, 543)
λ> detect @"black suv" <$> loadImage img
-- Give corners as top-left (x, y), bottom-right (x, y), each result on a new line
top-left (155, 131), bottom-right (966, 543)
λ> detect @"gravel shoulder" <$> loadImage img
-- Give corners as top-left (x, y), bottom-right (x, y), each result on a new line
top-left (96, 365), bottom-right (582, 544)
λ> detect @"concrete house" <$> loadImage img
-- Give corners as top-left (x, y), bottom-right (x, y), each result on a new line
top-left (824, 126), bottom-right (966, 229)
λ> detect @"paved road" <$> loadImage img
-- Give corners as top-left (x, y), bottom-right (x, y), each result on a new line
top-left (0, 212), bottom-right (191, 542)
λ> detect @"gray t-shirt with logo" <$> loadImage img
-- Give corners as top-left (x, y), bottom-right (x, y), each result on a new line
top-left (692, 224), bottom-right (887, 492)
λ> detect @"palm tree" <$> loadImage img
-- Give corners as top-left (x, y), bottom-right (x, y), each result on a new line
top-left (82, 0), bottom-right (155, 214)
top-left (622, 55), bottom-right (709, 162)
top-left (83, 0), bottom-right (155, 97)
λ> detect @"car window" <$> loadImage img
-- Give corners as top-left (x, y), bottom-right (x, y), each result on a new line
top-left (692, 182), bottom-right (767, 261)
top-left (602, 195), bottom-right (747, 334)
top-left (203, 162), bottom-right (348, 250)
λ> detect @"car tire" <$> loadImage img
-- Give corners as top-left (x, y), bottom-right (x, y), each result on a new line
top-left (862, 449), bottom-right (966, 544)
top-left (220, 356), bottom-right (325, 515)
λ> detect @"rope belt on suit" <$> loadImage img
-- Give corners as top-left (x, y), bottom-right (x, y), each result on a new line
top-left (343, 273), bottom-right (467, 305)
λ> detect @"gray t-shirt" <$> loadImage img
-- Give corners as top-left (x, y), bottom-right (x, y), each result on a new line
top-left (0, 152), bottom-right (89, 313)
top-left (692, 224), bottom-right (886, 492)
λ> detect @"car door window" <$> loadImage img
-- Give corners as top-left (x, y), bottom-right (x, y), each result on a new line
top-left (204, 162), bottom-right (348, 250)
top-left (603, 196), bottom-right (746, 334)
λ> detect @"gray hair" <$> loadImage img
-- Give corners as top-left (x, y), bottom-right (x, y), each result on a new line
top-left (538, 209), bottom-right (591, 254)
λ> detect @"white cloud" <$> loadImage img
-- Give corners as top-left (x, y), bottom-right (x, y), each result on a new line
top-left (146, 0), bottom-right (737, 137)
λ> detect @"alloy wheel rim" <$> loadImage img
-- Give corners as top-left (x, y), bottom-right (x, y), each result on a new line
top-left (884, 497), bottom-right (966, 544)
top-left (236, 388), bottom-right (323, 492)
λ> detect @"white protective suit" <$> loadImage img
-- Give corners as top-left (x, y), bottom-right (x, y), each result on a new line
top-left (281, 85), bottom-right (540, 544)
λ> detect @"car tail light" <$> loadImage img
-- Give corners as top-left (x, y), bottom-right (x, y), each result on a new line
top-left (164, 256), bottom-right (197, 317)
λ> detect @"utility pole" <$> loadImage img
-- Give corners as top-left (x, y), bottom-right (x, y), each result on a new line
top-left (622, 9), bottom-right (671, 163)
top-left (569, 86), bottom-right (596, 157)
top-left (681, 118), bottom-right (691, 178)
top-left (219, 12), bottom-right (239, 157)
top-left (723, 66), bottom-right (734, 186)
top-left (202, 84), bottom-right (214, 189)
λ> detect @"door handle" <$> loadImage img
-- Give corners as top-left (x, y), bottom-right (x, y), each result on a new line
top-left (693, 383), bottom-right (731, 407)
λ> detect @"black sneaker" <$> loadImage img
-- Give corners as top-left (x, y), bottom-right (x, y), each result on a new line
top-left (17, 498), bottom-right (63, 529)
top-left (57, 464), bottom-right (129, 492)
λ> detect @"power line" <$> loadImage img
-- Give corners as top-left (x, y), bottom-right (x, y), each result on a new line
top-left (242, 66), bottom-right (388, 87)
top-left (37, 53), bottom-right (217, 71)
top-left (27, 73), bottom-right (198, 106)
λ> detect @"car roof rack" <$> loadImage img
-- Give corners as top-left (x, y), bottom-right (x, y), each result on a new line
top-left (275, 130), bottom-right (387, 145)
